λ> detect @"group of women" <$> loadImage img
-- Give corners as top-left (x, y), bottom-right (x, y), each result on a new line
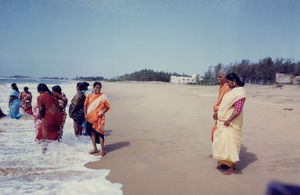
top-left (7, 83), bottom-right (34, 119)
top-left (7, 82), bottom-right (110, 156)
top-left (6, 72), bottom-right (246, 161)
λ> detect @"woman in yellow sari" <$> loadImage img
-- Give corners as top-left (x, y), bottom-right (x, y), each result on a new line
top-left (84, 82), bottom-right (110, 156)
top-left (212, 73), bottom-right (246, 175)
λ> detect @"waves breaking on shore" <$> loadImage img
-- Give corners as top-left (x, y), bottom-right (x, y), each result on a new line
top-left (0, 81), bottom-right (122, 195)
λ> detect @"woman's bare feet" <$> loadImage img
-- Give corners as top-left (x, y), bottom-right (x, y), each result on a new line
top-left (222, 167), bottom-right (237, 175)
top-left (89, 149), bottom-right (98, 154)
top-left (216, 164), bottom-right (229, 171)
top-left (96, 151), bottom-right (106, 156)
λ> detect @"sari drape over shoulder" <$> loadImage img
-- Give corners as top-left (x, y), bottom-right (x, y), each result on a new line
top-left (35, 92), bottom-right (63, 141)
top-left (8, 90), bottom-right (22, 119)
top-left (69, 91), bottom-right (86, 125)
top-left (212, 87), bottom-right (246, 166)
top-left (213, 83), bottom-right (231, 111)
top-left (84, 93), bottom-right (110, 135)
top-left (211, 83), bottom-right (230, 141)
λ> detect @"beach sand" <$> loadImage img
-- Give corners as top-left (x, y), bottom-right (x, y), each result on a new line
top-left (85, 82), bottom-right (300, 195)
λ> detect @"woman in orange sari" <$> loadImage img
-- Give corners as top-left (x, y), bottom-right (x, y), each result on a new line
top-left (35, 83), bottom-right (63, 141)
top-left (84, 82), bottom-right (110, 156)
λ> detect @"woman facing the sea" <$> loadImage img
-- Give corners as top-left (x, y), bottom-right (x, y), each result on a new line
top-left (212, 73), bottom-right (246, 175)
top-left (69, 82), bottom-right (86, 136)
top-left (52, 85), bottom-right (68, 141)
top-left (35, 83), bottom-right (63, 141)
top-left (8, 83), bottom-right (22, 119)
top-left (20, 86), bottom-right (33, 115)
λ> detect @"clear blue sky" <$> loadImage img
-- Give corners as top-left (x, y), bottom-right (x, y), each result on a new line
top-left (1, 0), bottom-right (300, 78)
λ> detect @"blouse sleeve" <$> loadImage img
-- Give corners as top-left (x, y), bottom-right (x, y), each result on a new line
top-left (233, 98), bottom-right (246, 114)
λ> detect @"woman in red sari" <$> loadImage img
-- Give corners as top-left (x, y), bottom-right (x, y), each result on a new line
top-left (35, 83), bottom-right (63, 141)
top-left (84, 82), bottom-right (110, 156)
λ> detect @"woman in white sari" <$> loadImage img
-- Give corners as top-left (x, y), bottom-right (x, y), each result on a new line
top-left (212, 73), bottom-right (246, 175)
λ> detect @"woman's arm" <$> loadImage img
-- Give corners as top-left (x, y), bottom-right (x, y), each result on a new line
top-left (224, 98), bottom-right (246, 126)
top-left (84, 106), bottom-right (88, 120)
top-left (99, 107), bottom-right (109, 117)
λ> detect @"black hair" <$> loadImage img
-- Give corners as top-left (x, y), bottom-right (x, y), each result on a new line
top-left (52, 85), bottom-right (62, 94)
top-left (76, 82), bottom-right (82, 87)
top-left (78, 82), bottom-right (85, 91)
top-left (24, 86), bottom-right (29, 91)
top-left (93, 81), bottom-right (102, 88)
top-left (226, 73), bottom-right (245, 87)
top-left (11, 83), bottom-right (19, 93)
top-left (83, 82), bottom-right (89, 90)
top-left (37, 83), bottom-right (53, 96)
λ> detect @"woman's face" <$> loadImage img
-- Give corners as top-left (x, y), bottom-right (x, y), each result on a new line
top-left (226, 79), bottom-right (236, 89)
top-left (217, 73), bottom-right (226, 84)
top-left (93, 85), bottom-right (101, 94)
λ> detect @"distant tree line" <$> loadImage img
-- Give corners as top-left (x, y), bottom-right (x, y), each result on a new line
top-left (117, 69), bottom-right (171, 82)
top-left (203, 57), bottom-right (300, 85)
top-left (74, 76), bottom-right (106, 81)
top-left (40, 76), bottom-right (69, 80)
top-left (74, 69), bottom-right (190, 82)
top-left (114, 69), bottom-right (190, 82)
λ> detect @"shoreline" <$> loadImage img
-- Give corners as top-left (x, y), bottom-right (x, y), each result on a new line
top-left (85, 82), bottom-right (300, 194)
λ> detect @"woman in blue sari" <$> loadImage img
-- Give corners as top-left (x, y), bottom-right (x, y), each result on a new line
top-left (8, 83), bottom-right (22, 119)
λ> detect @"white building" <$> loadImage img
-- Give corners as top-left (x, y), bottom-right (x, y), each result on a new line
top-left (276, 73), bottom-right (293, 84)
top-left (275, 73), bottom-right (300, 85)
top-left (170, 74), bottom-right (201, 84)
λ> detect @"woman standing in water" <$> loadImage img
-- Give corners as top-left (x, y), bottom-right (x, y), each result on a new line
top-left (8, 83), bottom-right (22, 119)
top-left (69, 82), bottom-right (86, 136)
top-left (212, 73), bottom-right (246, 175)
top-left (84, 82), bottom-right (110, 156)
top-left (52, 85), bottom-right (68, 140)
top-left (35, 83), bottom-right (63, 141)
top-left (20, 86), bottom-right (33, 115)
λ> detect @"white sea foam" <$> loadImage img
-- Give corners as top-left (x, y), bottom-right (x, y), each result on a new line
top-left (0, 81), bottom-right (122, 195)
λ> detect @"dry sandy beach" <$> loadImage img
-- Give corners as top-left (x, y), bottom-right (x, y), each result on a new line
top-left (86, 82), bottom-right (300, 195)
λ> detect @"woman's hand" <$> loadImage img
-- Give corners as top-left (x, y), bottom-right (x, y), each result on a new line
top-left (224, 120), bottom-right (231, 126)
top-left (213, 111), bottom-right (218, 120)
top-left (99, 112), bottom-right (105, 118)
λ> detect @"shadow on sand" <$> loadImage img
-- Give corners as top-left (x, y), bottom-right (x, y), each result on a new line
top-left (104, 130), bottom-right (112, 137)
top-left (237, 145), bottom-right (257, 173)
top-left (105, 141), bottom-right (130, 153)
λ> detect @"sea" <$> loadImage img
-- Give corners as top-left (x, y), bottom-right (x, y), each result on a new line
top-left (0, 77), bottom-right (122, 195)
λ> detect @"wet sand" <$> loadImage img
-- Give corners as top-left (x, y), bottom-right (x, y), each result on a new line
top-left (86, 82), bottom-right (300, 195)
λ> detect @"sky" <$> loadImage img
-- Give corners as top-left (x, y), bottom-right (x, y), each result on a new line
top-left (0, 0), bottom-right (300, 78)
